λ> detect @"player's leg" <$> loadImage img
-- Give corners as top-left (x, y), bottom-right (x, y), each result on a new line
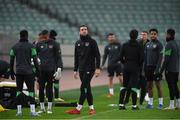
top-left (38, 71), bottom-right (46, 113)
top-left (165, 72), bottom-right (175, 109)
top-left (15, 75), bottom-right (24, 116)
top-left (86, 71), bottom-right (96, 115)
top-left (25, 74), bottom-right (38, 116)
top-left (107, 66), bottom-right (115, 97)
top-left (46, 71), bottom-right (54, 114)
top-left (155, 80), bottom-right (163, 109)
top-left (145, 66), bottom-right (154, 109)
top-left (116, 63), bottom-right (123, 86)
top-left (174, 73), bottom-right (180, 109)
top-left (53, 79), bottom-right (59, 99)
top-left (34, 78), bottom-right (40, 101)
top-left (66, 71), bottom-right (86, 114)
top-left (107, 76), bottom-right (114, 97)
top-left (139, 75), bottom-right (147, 105)
top-left (165, 72), bottom-right (180, 109)
top-left (119, 69), bottom-right (129, 110)
top-left (130, 71), bottom-right (139, 110)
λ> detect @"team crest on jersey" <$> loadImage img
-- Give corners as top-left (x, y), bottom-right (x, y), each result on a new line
top-left (115, 46), bottom-right (118, 49)
top-left (153, 44), bottom-right (157, 48)
top-left (78, 44), bottom-right (80, 46)
top-left (49, 45), bottom-right (53, 48)
top-left (85, 42), bottom-right (89, 46)
top-left (108, 47), bottom-right (111, 50)
top-left (40, 45), bottom-right (44, 48)
top-left (147, 45), bottom-right (150, 48)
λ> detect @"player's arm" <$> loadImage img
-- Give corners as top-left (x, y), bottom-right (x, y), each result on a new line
top-left (101, 46), bottom-right (108, 68)
top-left (93, 40), bottom-right (101, 77)
top-left (160, 44), bottom-right (172, 73)
top-left (74, 42), bottom-right (79, 79)
top-left (114, 43), bottom-right (122, 63)
top-left (154, 42), bottom-right (163, 73)
top-left (31, 47), bottom-right (40, 76)
top-left (9, 48), bottom-right (15, 80)
top-left (119, 44), bottom-right (125, 64)
top-left (54, 42), bottom-right (63, 70)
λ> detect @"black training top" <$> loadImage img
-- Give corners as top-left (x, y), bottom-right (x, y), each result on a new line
top-left (102, 42), bottom-right (121, 67)
top-left (144, 39), bottom-right (163, 72)
top-left (36, 39), bottom-right (63, 72)
top-left (120, 39), bottom-right (144, 69)
top-left (10, 39), bottom-right (39, 75)
top-left (74, 35), bottom-right (100, 72)
top-left (161, 39), bottom-right (179, 73)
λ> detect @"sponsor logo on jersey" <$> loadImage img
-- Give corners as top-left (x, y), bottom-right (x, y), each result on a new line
top-left (153, 44), bottom-right (157, 48)
top-left (49, 45), bottom-right (53, 48)
top-left (85, 42), bottom-right (89, 46)
top-left (40, 45), bottom-right (44, 48)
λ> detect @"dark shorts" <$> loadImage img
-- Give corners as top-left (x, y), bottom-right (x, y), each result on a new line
top-left (16, 74), bottom-right (35, 92)
top-left (107, 63), bottom-right (122, 77)
top-left (145, 66), bottom-right (157, 81)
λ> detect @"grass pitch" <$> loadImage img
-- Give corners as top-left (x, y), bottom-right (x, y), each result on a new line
top-left (0, 80), bottom-right (180, 119)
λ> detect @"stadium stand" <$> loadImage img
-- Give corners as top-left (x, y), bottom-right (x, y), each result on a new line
top-left (0, 0), bottom-right (179, 44)
top-left (18, 0), bottom-right (180, 42)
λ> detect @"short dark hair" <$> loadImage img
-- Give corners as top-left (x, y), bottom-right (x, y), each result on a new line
top-left (107, 33), bottom-right (114, 37)
top-left (41, 30), bottom-right (49, 35)
top-left (142, 31), bottom-right (148, 34)
top-left (167, 28), bottom-right (175, 37)
top-left (20, 30), bottom-right (28, 38)
top-left (149, 28), bottom-right (158, 34)
top-left (129, 29), bottom-right (138, 39)
top-left (50, 30), bottom-right (57, 37)
top-left (79, 25), bottom-right (88, 30)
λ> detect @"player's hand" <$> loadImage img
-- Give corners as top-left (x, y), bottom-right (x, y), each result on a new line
top-left (95, 69), bottom-right (101, 77)
top-left (73, 71), bottom-right (79, 79)
top-left (154, 72), bottom-right (162, 81)
top-left (10, 71), bottom-right (15, 80)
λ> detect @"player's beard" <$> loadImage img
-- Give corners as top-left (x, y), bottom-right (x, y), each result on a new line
top-left (80, 34), bottom-right (89, 41)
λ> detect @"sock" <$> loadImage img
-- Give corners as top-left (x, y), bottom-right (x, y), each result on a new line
top-left (137, 91), bottom-right (140, 98)
top-left (148, 98), bottom-right (153, 105)
top-left (109, 88), bottom-right (114, 95)
top-left (119, 104), bottom-right (124, 107)
top-left (17, 105), bottom-right (22, 113)
top-left (40, 102), bottom-right (45, 110)
top-left (30, 104), bottom-right (35, 113)
top-left (170, 100), bottom-right (174, 108)
top-left (76, 104), bottom-right (82, 111)
top-left (48, 102), bottom-right (52, 110)
top-left (176, 99), bottom-right (180, 107)
top-left (132, 105), bottom-right (137, 108)
top-left (159, 98), bottom-right (163, 105)
top-left (145, 93), bottom-right (149, 101)
top-left (89, 105), bottom-right (94, 110)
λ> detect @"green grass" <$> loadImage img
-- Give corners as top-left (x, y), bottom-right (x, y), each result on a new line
top-left (0, 80), bottom-right (180, 119)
